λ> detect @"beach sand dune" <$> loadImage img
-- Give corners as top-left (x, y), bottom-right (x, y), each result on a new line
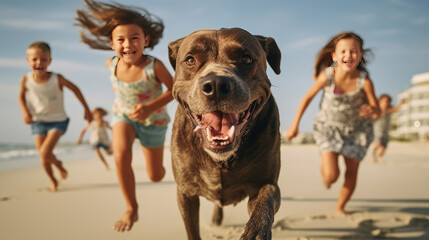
top-left (1, 141), bottom-right (428, 240)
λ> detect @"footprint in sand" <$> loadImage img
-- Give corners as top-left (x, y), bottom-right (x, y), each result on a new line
top-left (0, 196), bottom-right (11, 201)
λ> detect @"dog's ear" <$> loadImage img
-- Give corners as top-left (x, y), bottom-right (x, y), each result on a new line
top-left (254, 35), bottom-right (281, 75)
top-left (168, 38), bottom-right (184, 70)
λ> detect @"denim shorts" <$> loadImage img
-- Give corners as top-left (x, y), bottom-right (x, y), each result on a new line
top-left (31, 118), bottom-right (70, 136)
top-left (112, 114), bottom-right (167, 148)
top-left (375, 135), bottom-right (389, 147)
top-left (92, 142), bottom-right (112, 151)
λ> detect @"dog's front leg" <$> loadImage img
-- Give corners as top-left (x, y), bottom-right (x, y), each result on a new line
top-left (240, 184), bottom-right (280, 240)
top-left (177, 190), bottom-right (201, 240)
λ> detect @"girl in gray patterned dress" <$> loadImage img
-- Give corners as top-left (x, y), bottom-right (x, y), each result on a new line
top-left (286, 32), bottom-right (380, 215)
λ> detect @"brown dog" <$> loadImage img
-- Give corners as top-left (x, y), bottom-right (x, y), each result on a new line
top-left (168, 28), bottom-right (282, 240)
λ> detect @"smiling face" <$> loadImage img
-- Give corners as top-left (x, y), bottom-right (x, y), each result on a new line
top-left (379, 96), bottom-right (392, 111)
top-left (168, 28), bottom-right (279, 161)
top-left (26, 47), bottom-right (51, 73)
top-left (110, 24), bottom-right (150, 64)
top-left (331, 38), bottom-right (363, 72)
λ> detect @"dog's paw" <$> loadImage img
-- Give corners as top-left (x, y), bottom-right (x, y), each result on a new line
top-left (239, 218), bottom-right (272, 240)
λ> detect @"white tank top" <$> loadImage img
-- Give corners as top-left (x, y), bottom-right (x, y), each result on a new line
top-left (89, 121), bottom-right (110, 145)
top-left (25, 72), bottom-right (68, 122)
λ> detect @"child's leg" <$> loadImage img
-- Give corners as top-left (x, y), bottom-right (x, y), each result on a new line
top-left (335, 157), bottom-right (360, 215)
top-left (34, 130), bottom-right (65, 192)
top-left (112, 122), bottom-right (139, 232)
top-left (320, 151), bottom-right (340, 189)
top-left (378, 145), bottom-right (387, 163)
top-left (141, 145), bottom-right (165, 182)
top-left (94, 147), bottom-right (109, 170)
top-left (105, 147), bottom-right (113, 155)
top-left (372, 141), bottom-right (381, 163)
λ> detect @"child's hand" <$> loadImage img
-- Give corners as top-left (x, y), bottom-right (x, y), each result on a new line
top-left (360, 104), bottom-right (378, 118)
top-left (285, 126), bottom-right (298, 141)
top-left (23, 113), bottom-right (33, 124)
top-left (128, 103), bottom-right (152, 123)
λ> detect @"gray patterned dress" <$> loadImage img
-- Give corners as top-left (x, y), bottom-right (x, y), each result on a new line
top-left (313, 67), bottom-right (373, 160)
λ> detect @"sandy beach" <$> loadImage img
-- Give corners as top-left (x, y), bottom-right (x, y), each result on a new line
top-left (1, 141), bottom-right (428, 240)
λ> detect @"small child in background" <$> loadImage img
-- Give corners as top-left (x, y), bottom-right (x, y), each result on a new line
top-left (286, 32), bottom-right (379, 215)
top-left (19, 41), bottom-right (92, 192)
top-left (77, 107), bottom-right (113, 170)
top-left (372, 94), bottom-right (406, 163)
top-left (76, 0), bottom-right (174, 232)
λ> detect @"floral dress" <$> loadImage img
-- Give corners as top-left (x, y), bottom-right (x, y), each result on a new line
top-left (109, 55), bottom-right (170, 127)
top-left (313, 67), bottom-right (373, 160)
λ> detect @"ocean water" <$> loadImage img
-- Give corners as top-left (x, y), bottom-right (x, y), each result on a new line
top-left (0, 142), bottom-right (95, 171)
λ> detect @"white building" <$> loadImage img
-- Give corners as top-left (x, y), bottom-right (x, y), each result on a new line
top-left (392, 72), bottom-right (429, 140)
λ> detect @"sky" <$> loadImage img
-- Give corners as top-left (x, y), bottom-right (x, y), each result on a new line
top-left (1, 0), bottom-right (428, 144)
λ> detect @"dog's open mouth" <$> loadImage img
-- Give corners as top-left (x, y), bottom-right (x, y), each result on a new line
top-left (185, 102), bottom-right (257, 151)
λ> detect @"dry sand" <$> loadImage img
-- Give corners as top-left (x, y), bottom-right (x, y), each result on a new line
top-left (1, 141), bottom-right (428, 240)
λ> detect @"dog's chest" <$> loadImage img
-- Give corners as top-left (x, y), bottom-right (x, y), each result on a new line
top-left (199, 168), bottom-right (247, 206)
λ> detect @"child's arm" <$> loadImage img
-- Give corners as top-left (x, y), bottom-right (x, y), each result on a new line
top-left (286, 73), bottom-right (328, 141)
top-left (58, 75), bottom-right (92, 123)
top-left (128, 59), bottom-right (174, 122)
top-left (76, 124), bottom-right (90, 144)
top-left (105, 121), bottom-right (112, 130)
top-left (18, 75), bottom-right (32, 124)
top-left (388, 99), bottom-right (406, 113)
top-left (360, 77), bottom-right (380, 119)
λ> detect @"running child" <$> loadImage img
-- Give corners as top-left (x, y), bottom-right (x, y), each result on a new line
top-left (372, 94), bottom-right (406, 163)
top-left (286, 32), bottom-right (380, 215)
top-left (77, 107), bottom-right (113, 170)
top-left (19, 41), bottom-right (92, 192)
top-left (76, 0), bottom-right (173, 232)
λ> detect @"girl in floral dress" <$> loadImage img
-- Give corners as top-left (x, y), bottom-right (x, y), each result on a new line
top-left (76, 0), bottom-right (173, 231)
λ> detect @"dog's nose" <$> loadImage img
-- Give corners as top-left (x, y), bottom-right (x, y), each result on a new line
top-left (201, 75), bottom-right (233, 100)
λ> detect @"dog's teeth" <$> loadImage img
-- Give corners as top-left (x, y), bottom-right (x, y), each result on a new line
top-left (228, 125), bottom-right (235, 139)
top-left (194, 125), bottom-right (201, 132)
top-left (206, 128), bottom-right (213, 141)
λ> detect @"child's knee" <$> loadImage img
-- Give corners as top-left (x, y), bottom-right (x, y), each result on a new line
top-left (323, 171), bottom-right (339, 185)
top-left (39, 149), bottom-right (53, 163)
top-left (113, 148), bottom-right (131, 163)
top-left (147, 167), bottom-right (165, 182)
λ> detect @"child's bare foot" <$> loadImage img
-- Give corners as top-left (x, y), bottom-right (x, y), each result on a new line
top-left (49, 179), bottom-right (58, 192)
top-left (56, 161), bottom-right (68, 179)
top-left (335, 207), bottom-right (354, 216)
top-left (59, 168), bottom-right (68, 179)
top-left (114, 210), bottom-right (138, 232)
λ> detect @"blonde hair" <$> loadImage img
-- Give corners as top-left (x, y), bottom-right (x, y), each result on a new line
top-left (75, 0), bottom-right (164, 50)
top-left (28, 41), bottom-right (51, 54)
top-left (314, 32), bottom-right (372, 78)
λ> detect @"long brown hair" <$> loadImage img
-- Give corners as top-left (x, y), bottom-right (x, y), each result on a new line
top-left (314, 32), bottom-right (372, 78)
top-left (75, 0), bottom-right (164, 50)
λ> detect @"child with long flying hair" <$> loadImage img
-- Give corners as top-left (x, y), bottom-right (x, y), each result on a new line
top-left (76, 0), bottom-right (173, 231)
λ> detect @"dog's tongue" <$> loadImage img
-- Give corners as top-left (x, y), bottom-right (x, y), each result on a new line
top-left (201, 111), bottom-right (237, 139)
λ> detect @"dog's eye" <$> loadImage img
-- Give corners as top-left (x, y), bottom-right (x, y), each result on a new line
top-left (241, 55), bottom-right (253, 65)
top-left (185, 56), bottom-right (196, 66)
